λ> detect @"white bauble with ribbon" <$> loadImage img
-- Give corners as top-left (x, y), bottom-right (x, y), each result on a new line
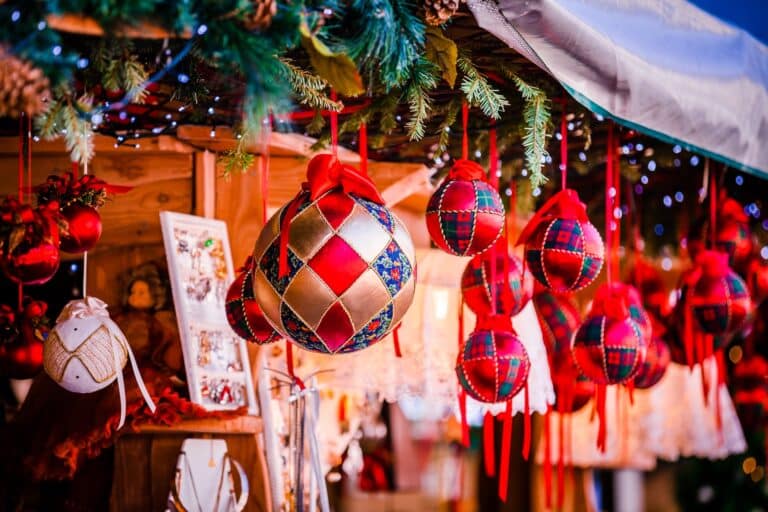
top-left (43, 297), bottom-right (156, 428)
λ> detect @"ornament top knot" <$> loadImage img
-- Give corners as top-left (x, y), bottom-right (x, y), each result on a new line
top-left (426, 159), bottom-right (505, 257)
top-left (252, 154), bottom-right (416, 355)
top-left (517, 189), bottom-right (604, 293)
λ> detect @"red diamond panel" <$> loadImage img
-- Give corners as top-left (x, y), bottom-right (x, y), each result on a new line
top-left (308, 235), bottom-right (368, 295)
top-left (315, 301), bottom-right (355, 352)
top-left (316, 191), bottom-right (355, 229)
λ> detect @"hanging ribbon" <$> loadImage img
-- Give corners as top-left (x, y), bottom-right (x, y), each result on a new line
top-left (392, 324), bottom-right (402, 358)
top-left (458, 296), bottom-right (469, 448)
top-left (543, 408), bottom-right (552, 509)
top-left (448, 159), bottom-right (486, 181)
top-left (515, 189), bottom-right (589, 247)
top-left (17, 113), bottom-right (25, 309)
top-left (605, 125), bottom-right (614, 285)
top-left (285, 342), bottom-right (306, 390)
top-left (278, 154), bottom-right (384, 277)
top-left (330, 90), bottom-right (338, 157)
top-left (483, 412), bottom-right (495, 477)
top-left (498, 399), bottom-right (513, 502)
top-left (522, 382), bottom-right (531, 460)
top-left (461, 101), bottom-right (469, 160)
top-left (260, 115), bottom-right (272, 225)
top-left (560, 105), bottom-right (568, 190)
top-left (475, 314), bottom-right (514, 332)
top-left (595, 383), bottom-right (607, 452)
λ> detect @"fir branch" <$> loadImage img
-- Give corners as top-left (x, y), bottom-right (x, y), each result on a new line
top-left (512, 74), bottom-right (551, 188)
top-left (279, 58), bottom-right (342, 112)
top-left (61, 95), bottom-right (96, 165)
top-left (123, 54), bottom-right (149, 104)
top-left (404, 58), bottom-right (439, 140)
top-left (457, 54), bottom-right (509, 120)
top-left (218, 128), bottom-right (255, 177)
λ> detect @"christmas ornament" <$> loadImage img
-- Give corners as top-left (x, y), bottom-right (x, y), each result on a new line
top-left (0, 46), bottom-right (51, 118)
top-left (461, 249), bottom-right (532, 316)
top-left (455, 316), bottom-right (530, 403)
top-left (688, 250), bottom-right (752, 335)
top-left (423, 0), bottom-right (463, 25)
top-left (36, 173), bottom-right (127, 254)
top-left (252, 154), bottom-right (416, 354)
top-left (746, 255), bottom-right (768, 303)
top-left (0, 198), bottom-right (60, 285)
top-left (633, 336), bottom-right (670, 389)
top-left (516, 189), bottom-right (604, 293)
top-left (242, 0), bottom-right (277, 31)
top-left (0, 299), bottom-right (47, 379)
top-left (571, 289), bottom-right (646, 385)
top-left (226, 256), bottom-right (280, 344)
top-left (714, 198), bottom-right (753, 269)
top-left (595, 283), bottom-right (652, 343)
top-left (425, 159), bottom-right (504, 257)
top-left (532, 289), bottom-right (581, 364)
top-left (44, 297), bottom-right (155, 428)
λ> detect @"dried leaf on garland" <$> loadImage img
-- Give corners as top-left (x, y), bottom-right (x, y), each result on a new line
top-left (424, 26), bottom-right (457, 88)
top-left (300, 24), bottom-right (364, 98)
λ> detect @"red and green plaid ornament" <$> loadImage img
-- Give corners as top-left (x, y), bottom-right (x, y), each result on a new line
top-left (633, 336), bottom-right (670, 389)
top-left (456, 316), bottom-right (530, 403)
top-left (532, 288), bottom-right (580, 365)
top-left (461, 249), bottom-right (532, 317)
top-left (226, 256), bottom-right (280, 345)
top-left (571, 286), bottom-right (646, 385)
top-left (426, 159), bottom-right (505, 257)
top-left (516, 189), bottom-right (604, 293)
top-left (252, 155), bottom-right (416, 355)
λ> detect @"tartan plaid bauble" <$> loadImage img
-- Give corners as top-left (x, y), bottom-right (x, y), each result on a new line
top-left (633, 336), bottom-right (670, 389)
top-left (517, 190), bottom-right (604, 293)
top-left (226, 257), bottom-right (280, 344)
top-left (252, 155), bottom-right (416, 355)
top-left (533, 289), bottom-right (580, 366)
top-left (689, 251), bottom-right (752, 335)
top-left (688, 198), bottom-right (753, 270)
top-left (593, 283), bottom-right (652, 343)
top-left (461, 249), bottom-right (532, 316)
top-left (571, 313), bottom-right (645, 385)
top-left (456, 324), bottom-right (530, 403)
top-left (426, 159), bottom-right (504, 256)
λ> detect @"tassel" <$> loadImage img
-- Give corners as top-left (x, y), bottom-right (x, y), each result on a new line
top-left (498, 400), bottom-right (513, 502)
top-left (543, 408), bottom-right (552, 509)
top-left (459, 391), bottom-right (469, 448)
top-left (596, 383), bottom-right (607, 453)
top-left (626, 380), bottom-right (635, 406)
top-left (522, 382), bottom-right (531, 460)
top-left (483, 412), bottom-right (495, 477)
top-left (557, 387), bottom-right (568, 508)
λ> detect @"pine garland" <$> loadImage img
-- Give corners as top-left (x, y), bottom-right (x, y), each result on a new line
top-left (405, 57), bottom-right (439, 140)
top-left (512, 74), bottom-right (551, 188)
top-left (279, 58), bottom-right (342, 112)
top-left (457, 53), bottom-right (509, 120)
top-left (35, 88), bottom-right (96, 164)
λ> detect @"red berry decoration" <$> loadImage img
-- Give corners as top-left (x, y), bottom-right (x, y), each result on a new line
top-left (456, 319), bottom-right (530, 403)
top-left (517, 189), bottom-right (604, 293)
top-left (59, 203), bottom-right (102, 253)
top-left (426, 159), bottom-right (504, 256)
top-left (633, 336), bottom-right (670, 389)
top-left (689, 250), bottom-right (752, 335)
top-left (226, 256), bottom-right (280, 344)
top-left (461, 249), bottom-right (532, 316)
top-left (252, 155), bottom-right (416, 354)
top-left (571, 288), bottom-right (646, 385)
top-left (0, 198), bottom-right (60, 285)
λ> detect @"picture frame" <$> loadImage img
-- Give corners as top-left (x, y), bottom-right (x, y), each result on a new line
top-left (160, 211), bottom-right (258, 414)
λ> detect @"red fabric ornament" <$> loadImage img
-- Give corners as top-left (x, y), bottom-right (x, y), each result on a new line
top-left (426, 159), bottom-right (505, 256)
top-left (59, 203), bottom-right (102, 253)
top-left (455, 316), bottom-right (530, 403)
top-left (517, 189), bottom-right (604, 293)
top-left (746, 256), bottom-right (768, 303)
top-left (571, 288), bottom-right (646, 385)
top-left (0, 198), bottom-right (60, 285)
top-left (532, 289), bottom-right (580, 365)
top-left (594, 283), bottom-right (652, 343)
top-left (688, 251), bottom-right (752, 335)
top-left (226, 256), bottom-right (280, 344)
top-left (633, 336), bottom-right (670, 389)
top-left (0, 300), bottom-right (47, 379)
top-left (687, 198), bottom-right (753, 270)
top-left (252, 154), bottom-right (416, 354)
top-left (461, 250), bottom-right (532, 316)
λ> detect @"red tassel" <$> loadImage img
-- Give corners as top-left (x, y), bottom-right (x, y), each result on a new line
top-left (557, 394), bottom-right (566, 508)
top-left (626, 380), bottom-right (635, 406)
top-left (498, 400), bottom-right (513, 502)
top-left (596, 383), bottom-right (607, 453)
top-left (392, 324), bottom-right (403, 358)
top-left (522, 382), bottom-right (531, 460)
top-left (459, 390), bottom-right (469, 448)
top-left (543, 408), bottom-right (552, 509)
top-left (483, 412), bottom-right (495, 477)
top-left (285, 342), bottom-right (305, 390)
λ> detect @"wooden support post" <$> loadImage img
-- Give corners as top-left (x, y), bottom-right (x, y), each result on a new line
top-left (194, 150), bottom-right (217, 218)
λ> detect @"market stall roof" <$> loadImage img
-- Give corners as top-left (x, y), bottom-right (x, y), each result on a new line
top-left (468, 0), bottom-right (768, 178)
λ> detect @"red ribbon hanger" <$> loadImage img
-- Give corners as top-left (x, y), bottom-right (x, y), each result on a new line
top-left (515, 189), bottom-right (589, 246)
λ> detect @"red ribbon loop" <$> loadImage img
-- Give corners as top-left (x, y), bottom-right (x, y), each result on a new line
top-left (448, 159), bottom-right (487, 182)
top-left (515, 189), bottom-right (589, 246)
top-left (305, 153), bottom-right (384, 204)
top-left (475, 314), bottom-right (514, 333)
top-left (590, 284), bottom-right (631, 320)
top-left (695, 250), bottom-right (730, 278)
top-left (719, 197), bottom-right (748, 224)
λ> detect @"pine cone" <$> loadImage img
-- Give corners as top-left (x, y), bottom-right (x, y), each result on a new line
top-left (424, 0), bottom-right (463, 26)
top-left (0, 47), bottom-right (51, 119)
top-left (242, 0), bottom-right (277, 31)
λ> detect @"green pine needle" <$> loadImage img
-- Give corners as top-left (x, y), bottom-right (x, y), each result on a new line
top-left (279, 58), bottom-right (342, 112)
top-left (512, 74), bottom-right (551, 188)
top-left (457, 54), bottom-right (509, 120)
top-left (404, 58), bottom-right (439, 140)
